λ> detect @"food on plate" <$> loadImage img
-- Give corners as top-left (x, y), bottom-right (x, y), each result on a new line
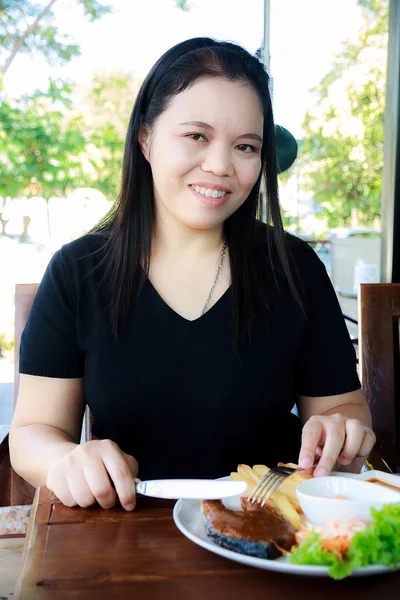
top-left (197, 463), bottom-right (400, 579)
top-left (201, 499), bottom-right (296, 559)
top-left (230, 463), bottom-right (312, 530)
top-left (296, 516), bottom-right (368, 555)
top-left (365, 477), bottom-right (400, 491)
top-left (316, 495), bottom-right (350, 500)
top-left (290, 503), bottom-right (400, 579)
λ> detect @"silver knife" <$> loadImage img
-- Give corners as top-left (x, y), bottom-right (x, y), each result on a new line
top-left (135, 479), bottom-right (247, 500)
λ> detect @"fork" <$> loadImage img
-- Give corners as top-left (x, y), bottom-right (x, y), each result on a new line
top-left (249, 464), bottom-right (314, 507)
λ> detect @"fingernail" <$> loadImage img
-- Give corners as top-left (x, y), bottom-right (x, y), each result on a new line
top-left (300, 457), bottom-right (313, 469)
top-left (339, 457), bottom-right (351, 465)
top-left (314, 468), bottom-right (327, 477)
top-left (125, 502), bottom-right (136, 511)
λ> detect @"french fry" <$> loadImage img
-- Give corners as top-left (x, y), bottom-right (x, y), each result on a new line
top-left (252, 464), bottom-right (270, 478)
top-left (230, 463), bottom-right (306, 529)
top-left (276, 480), bottom-right (301, 512)
top-left (268, 490), bottom-right (301, 530)
top-left (237, 464), bottom-right (260, 483)
top-left (230, 471), bottom-right (256, 495)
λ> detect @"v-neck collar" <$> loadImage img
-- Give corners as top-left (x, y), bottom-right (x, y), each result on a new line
top-left (144, 278), bottom-right (232, 339)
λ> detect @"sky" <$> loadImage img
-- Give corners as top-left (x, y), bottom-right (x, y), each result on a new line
top-left (3, 0), bottom-right (365, 138)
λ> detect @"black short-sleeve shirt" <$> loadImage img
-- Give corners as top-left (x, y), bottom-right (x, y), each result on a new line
top-left (19, 230), bottom-right (360, 479)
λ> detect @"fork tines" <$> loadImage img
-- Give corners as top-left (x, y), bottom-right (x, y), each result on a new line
top-left (249, 466), bottom-right (294, 507)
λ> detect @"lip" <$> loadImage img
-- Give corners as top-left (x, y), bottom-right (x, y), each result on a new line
top-left (189, 185), bottom-right (230, 208)
top-left (190, 182), bottom-right (232, 193)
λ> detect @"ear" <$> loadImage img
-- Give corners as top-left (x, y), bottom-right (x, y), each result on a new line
top-left (138, 126), bottom-right (150, 162)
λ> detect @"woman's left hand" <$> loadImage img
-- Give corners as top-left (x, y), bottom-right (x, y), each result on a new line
top-left (298, 413), bottom-right (376, 477)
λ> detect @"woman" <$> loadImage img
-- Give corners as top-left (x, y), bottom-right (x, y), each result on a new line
top-left (9, 38), bottom-right (375, 512)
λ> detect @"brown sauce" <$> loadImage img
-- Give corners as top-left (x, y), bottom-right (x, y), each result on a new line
top-left (365, 477), bottom-right (400, 491)
top-left (201, 499), bottom-right (295, 544)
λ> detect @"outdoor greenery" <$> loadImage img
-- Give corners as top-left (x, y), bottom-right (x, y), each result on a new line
top-left (0, 0), bottom-right (185, 225)
top-left (0, 0), bottom-right (113, 76)
top-left (0, 0), bottom-right (389, 231)
top-left (298, 0), bottom-right (389, 228)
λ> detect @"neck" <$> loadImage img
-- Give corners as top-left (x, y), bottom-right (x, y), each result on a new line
top-left (151, 214), bottom-right (224, 263)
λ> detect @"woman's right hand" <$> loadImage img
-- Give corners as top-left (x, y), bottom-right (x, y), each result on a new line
top-left (46, 439), bottom-right (139, 511)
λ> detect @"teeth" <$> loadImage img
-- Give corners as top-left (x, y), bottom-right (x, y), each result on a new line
top-left (192, 186), bottom-right (227, 199)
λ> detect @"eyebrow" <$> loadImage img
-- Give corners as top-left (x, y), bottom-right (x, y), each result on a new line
top-left (178, 121), bottom-right (263, 143)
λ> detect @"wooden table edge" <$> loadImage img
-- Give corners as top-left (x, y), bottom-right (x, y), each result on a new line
top-left (15, 486), bottom-right (53, 600)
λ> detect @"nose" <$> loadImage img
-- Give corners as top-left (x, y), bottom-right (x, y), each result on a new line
top-left (201, 143), bottom-right (234, 177)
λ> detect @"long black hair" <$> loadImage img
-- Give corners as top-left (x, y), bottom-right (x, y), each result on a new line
top-left (92, 37), bottom-right (302, 347)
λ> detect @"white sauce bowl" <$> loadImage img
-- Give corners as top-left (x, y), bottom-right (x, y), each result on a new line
top-left (296, 476), bottom-right (400, 525)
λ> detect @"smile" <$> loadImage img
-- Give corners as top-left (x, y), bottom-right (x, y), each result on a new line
top-left (191, 185), bottom-right (228, 199)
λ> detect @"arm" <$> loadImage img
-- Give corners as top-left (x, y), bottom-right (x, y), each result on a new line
top-left (9, 374), bottom-right (85, 487)
top-left (9, 374), bottom-right (138, 510)
top-left (296, 389), bottom-right (375, 476)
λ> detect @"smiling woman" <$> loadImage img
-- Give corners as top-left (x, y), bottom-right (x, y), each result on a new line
top-left (139, 77), bottom-right (263, 252)
top-left (9, 38), bottom-right (373, 513)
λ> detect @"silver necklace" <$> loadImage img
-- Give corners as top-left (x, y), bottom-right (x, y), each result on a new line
top-left (201, 239), bottom-right (228, 316)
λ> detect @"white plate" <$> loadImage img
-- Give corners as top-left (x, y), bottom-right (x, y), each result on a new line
top-left (173, 474), bottom-right (400, 577)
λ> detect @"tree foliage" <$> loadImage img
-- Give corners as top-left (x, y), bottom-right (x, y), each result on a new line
top-left (75, 71), bottom-right (143, 199)
top-left (0, 80), bottom-right (89, 200)
top-left (0, 0), bottom-right (189, 218)
top-left (299, 0), bottom-right (389, 227)
top-left (0, 0), bottom-right (112, 76)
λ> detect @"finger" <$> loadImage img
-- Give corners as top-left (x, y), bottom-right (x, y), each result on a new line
top-left (357, 427), bottom-right (376, 458)
top-left (298, 419), bottom-right (324, 469)
top-left (122, 452), bottom-right (139, 478)
top-left (47, 472), bottom-right (77, 508)
top-left (103, 450), bottom-right (137, 511)
top-left (337, 419), bottom-right (366, 465)
top-left (314, 422), bottom-right (346, 477)
top-left (83, 459), bottom-right (118, 510)
top-left (67, 468), bottom-right (96, 508)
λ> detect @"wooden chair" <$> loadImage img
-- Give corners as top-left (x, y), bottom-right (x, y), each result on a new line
top-left (359, 283), bottom-right (400, 473)
top-left (0, 283), bottom-right (92, 507)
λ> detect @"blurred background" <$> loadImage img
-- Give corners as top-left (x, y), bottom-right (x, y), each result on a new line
top-left (0, 0), bottom-right (394, 430)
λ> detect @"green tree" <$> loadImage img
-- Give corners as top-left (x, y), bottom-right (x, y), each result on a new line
top-left (0, 80), bottom-right (90, 201)
top-left (0, 0), bottom-right (112, 76)
top-left (0, 0), bottom-right (190, 227)
top-left (75, 70), bottom-right (143, 199)
top-left (299, 0), bottom-right (389, 228)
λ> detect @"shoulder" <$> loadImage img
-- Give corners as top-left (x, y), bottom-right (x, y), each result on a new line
top-left (286, 233), bottom-right (326, 275)
top-left (54, 232), bottom-right (109, 280)
top-left (253, 221), bottom-right (326, 277)
top-left (58, 232), bottom-right (108, 263)
top-left (40, 233), bottom-right (110, 306)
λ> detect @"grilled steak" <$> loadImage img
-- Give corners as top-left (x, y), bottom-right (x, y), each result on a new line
top-left (201, 499), bottom-right (296, 559)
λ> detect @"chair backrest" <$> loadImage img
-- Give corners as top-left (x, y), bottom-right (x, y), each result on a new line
top-left (7, 284), bottom-right (92, 505)
top-left (359, 283), bottom-right (400, 473)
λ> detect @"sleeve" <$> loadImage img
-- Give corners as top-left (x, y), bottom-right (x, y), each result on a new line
top-left (293, 245), bottom-right (361, 397)
top-left (19, 248), bottom-right (84, 378)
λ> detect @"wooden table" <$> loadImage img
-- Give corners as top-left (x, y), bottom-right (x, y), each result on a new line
top-left (15, 487), bottom-right (400, 599)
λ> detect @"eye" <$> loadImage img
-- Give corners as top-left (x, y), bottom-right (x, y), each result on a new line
top-left (236, 143), bottom-right (258, 153)
top-left (186, 133), bottom-right (208, 142)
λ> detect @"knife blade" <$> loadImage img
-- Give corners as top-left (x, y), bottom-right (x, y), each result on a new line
top-left (135, 479), bottom-right (247, 500)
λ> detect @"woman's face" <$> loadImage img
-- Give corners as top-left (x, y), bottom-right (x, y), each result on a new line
top-left (140, 77), bottom-right (264, 232)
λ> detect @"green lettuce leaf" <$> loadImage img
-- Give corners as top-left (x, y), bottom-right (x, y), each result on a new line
top-left (347, 503), bottom-right (400, 569)
top-left (289, 531), bottom-right (352, 579)
top-left (289, 502), bottom-right (400, 580)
